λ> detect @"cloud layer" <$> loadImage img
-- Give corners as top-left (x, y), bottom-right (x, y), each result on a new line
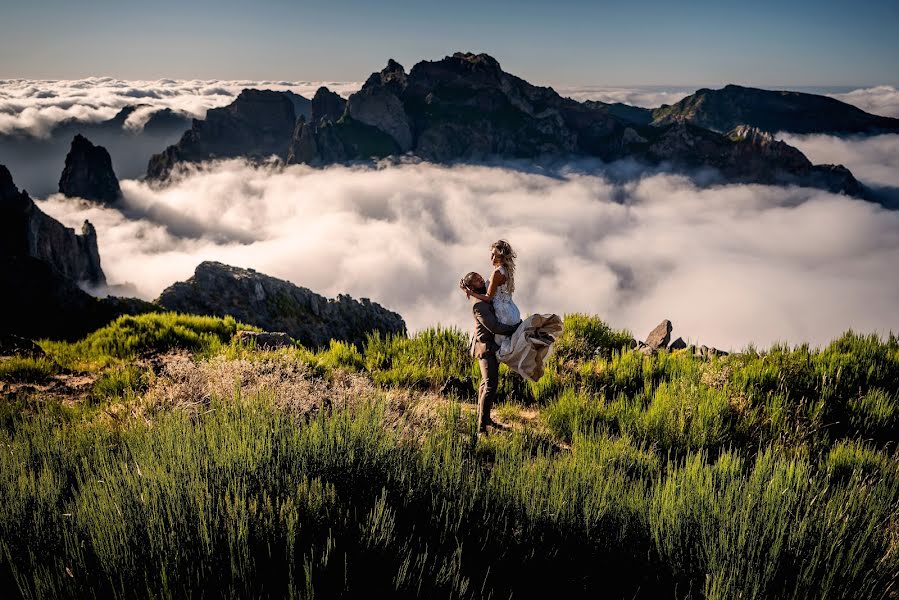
top-left (827, 86), bottom-right (899, 118)
top-left (0, 78), bottom-right (362, 137)
top-left (3, 79), bottom-right (897, 140)
top-left (780, 132), bottom-right (899, 189)
top-left (37, 159), bottom-right (899, 351)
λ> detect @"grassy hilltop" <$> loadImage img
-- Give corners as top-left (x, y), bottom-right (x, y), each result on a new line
top-left (1, 313), bottom-right (897, 599)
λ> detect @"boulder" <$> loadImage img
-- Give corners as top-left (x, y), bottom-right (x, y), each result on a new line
top-left (156, 262), bottom-right (406, 349)
top-left (233, 330), bottom-right (296, 349)
top-left (58, 134), bottom-right (121, 204)
top-left (669, 337), bottom-right (687, 350)
top-left (645, 319), bottom-right (673, 350)
top-left (0, 334), bottom-right (46, 357)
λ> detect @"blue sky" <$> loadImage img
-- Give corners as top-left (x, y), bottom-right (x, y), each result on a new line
top-left (1, 0), bottom-right (897, 86)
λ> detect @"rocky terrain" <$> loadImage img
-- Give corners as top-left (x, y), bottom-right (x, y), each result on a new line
top-left (58, 134), bottom-right (122, 203)
top-left (147, 52), bottom-right (870, 197)
top-left (648, 84), bottom-right (899, 134)
top-left (156, 262), bottom-right (406, 348)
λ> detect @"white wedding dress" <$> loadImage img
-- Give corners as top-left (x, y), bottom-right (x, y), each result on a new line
top-left (491, 266), bottom-right (521, 330)
top-left (491, 267), bottom-right (564, 382)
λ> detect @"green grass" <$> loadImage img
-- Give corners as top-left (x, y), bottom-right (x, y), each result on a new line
top-left (40, 312), bottom-right (257, 371)
top-left (0, 356), bottom-right (58, 382)
top-left (1, 394), bottom-right (895, 599)
top-left (1, 314), bottom-right (897, 598)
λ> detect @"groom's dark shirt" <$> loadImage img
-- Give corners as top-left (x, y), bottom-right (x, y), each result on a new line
top-left (470, 300), bottom-right (519, 357)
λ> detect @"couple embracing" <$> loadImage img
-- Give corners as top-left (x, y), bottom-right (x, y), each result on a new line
top-left (460, 240), bottom-right (563, 433)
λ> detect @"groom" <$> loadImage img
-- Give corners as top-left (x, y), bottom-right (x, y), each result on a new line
top-left (461, 272), bottom-right (520, 433)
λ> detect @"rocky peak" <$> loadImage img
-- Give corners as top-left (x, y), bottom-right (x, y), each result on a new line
top-left (366, 59), bottom-right (407, 90)
top-left (347, 60), bottom-right (413, 152)
top-left (156, 261), bottom-right (406, 348)
top-left (58, 134), bottom-right (122, 204)
top-left (310, 87), bottom-right (347, 123)
top-left (451, 52), bottom-right (502, 72)
top-left (0, 164), bottom-right (18, 199)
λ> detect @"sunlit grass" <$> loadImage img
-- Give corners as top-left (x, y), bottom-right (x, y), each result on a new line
top-left (0, 315), bottom-right (896, 598)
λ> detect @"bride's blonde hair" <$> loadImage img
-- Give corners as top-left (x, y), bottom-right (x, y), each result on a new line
top-left (492, 239), bottom-right (516, 293)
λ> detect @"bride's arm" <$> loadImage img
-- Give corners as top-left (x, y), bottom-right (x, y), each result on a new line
top-left (465, 270), bottom-right (505, 302)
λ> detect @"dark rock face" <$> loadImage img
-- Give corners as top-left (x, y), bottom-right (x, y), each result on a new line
top-left (310, 87), bottom-right (347, 124)
top-left (147, 89), bottom-right (301, 179)
top-left (2, 164), bottom-right (105, 286)
top-left (156, 262), bottom-right (406, 348)
top-left (58, 134), bottom-right (122, 203)
top-left (651, 84), bottom-right (899, 134)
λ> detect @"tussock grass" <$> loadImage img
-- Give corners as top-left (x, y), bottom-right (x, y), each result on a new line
top-left (0, 356), bottom-right (58, 382)
top-left (1, 315), bottom-right (897, 598)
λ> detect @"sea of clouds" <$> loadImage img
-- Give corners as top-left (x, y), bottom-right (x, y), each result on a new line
top-left (6, 78), bottom-right (899, 349)
top-left (3, 78), bottom-right (898, 139)
top-left (37, 158), bottom-right (899, 351)
top-left (0, 78), bottom-right (362, 137)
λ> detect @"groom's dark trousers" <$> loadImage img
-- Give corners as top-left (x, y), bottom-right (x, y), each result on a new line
top-left (470, 300), bottom-right (519, 432)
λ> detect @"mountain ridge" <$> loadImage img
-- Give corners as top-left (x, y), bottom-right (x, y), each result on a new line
top-left (145, 52), bottom-right (875, 198)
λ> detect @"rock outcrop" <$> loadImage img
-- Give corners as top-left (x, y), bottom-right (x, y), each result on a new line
top-left (58, 134), bottom-right (122, 203)
top-left (634, 319), bottom-right (729, 359)
top-left (650, 84), bottom-right (899, 134)
top-left (2, 164), bottom-right (105, 286)
top-left (147, 89), bottom-right (301, 179)
top-left (156, 262), bottom-right (406, 348)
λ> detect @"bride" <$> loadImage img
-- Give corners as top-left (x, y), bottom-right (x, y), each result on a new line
top-left (462, 240), bottom-right (562, 382)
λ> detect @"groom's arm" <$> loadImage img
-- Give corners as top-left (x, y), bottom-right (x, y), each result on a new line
top-left (473, 303), bottom-right (519, 336)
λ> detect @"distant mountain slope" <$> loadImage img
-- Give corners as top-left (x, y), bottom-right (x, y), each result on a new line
top-left (650, 84), bottom-right (899, 134)
top-left (147, 90), bottom-right (302, 179)
top-left (146, 52), bottom-right (871, 198)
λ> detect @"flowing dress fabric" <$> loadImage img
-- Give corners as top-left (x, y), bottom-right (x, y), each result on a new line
top-left (497, 313), bottom-right (564, 382)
